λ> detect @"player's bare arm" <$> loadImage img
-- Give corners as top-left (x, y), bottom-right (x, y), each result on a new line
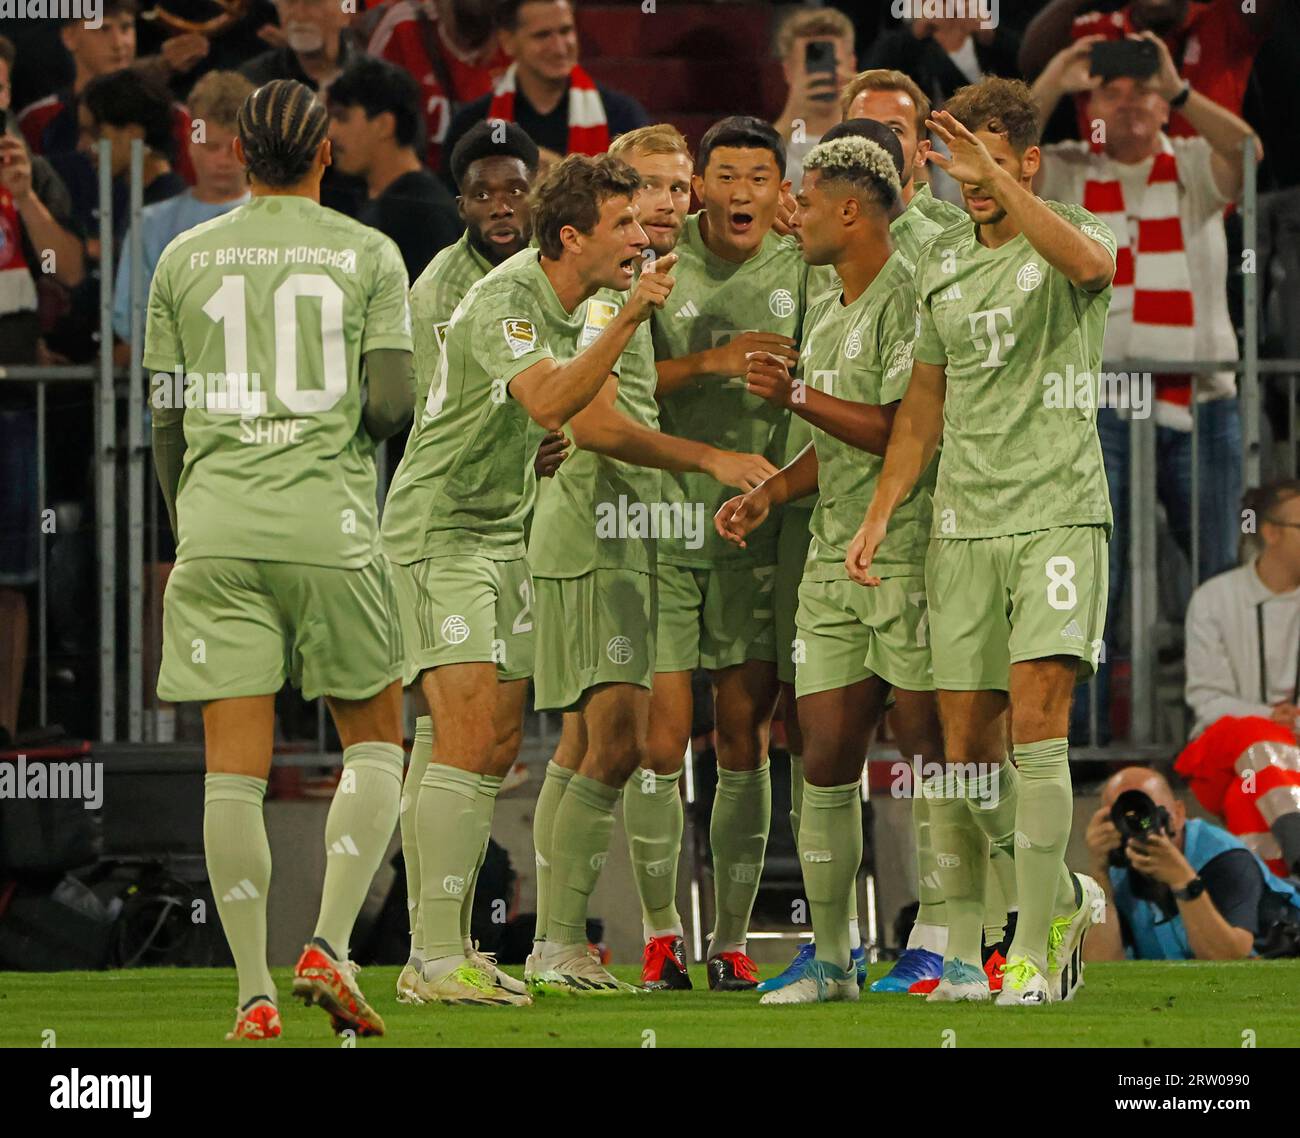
top-left (846, 358), bottom-right (945, 586)
top-left (927, 109), bottom-right (1114, 292)
top-left (653, 330), bottom-right (799, 398)
top-left (511, 254), bottom-right (677, 429)
top-left (570, 374), bottom-right (776, 489)
top-left (715, 442), bottom-right (818, 549)
top-left (746, 349), bottom-right (898, 456)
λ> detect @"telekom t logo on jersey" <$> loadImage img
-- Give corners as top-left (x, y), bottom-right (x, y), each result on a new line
top-left (968, 307), bottom-right (1015, 368)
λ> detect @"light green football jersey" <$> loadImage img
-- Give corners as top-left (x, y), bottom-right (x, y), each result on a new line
top-left (913, 199), bottom-right (1116, 540)
top-left (528, 300), bottom-right (661, 578)
top-left (381, 249), bottom-right (608, 563)
top-left (908, 183), bottom-right (967, 229)
top-left (890, 191), bottom-right (947, 267)
top-left (652, 214), bottom-right (809, 566)
top-left (803, 252), bottom-right (933, 580)
top-left (406, 230), bottom-right (494, 407)
top-left (142, 195), bottom-right (412, 569)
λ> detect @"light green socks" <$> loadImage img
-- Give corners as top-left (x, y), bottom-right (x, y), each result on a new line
top-left (532, 760), bottom-right (575, 945)
top-left (205, 773), bottom-right (275, 1006)
top-left (799, 780), bottom-right (861, 970)
top-left (547, 773), bottom-right (621, 945)
top-left (401, 716), bottom-right (433, 958)
top-left (313, 742), bottom-right (404, 957)
top-left (623, 767), bottom-right (684, 936)
top-left (416, 763), bottom-right (487, 961)
top-left (927, 771), bottom-right (989, 965)
top-left (913, 793), bottom-right (947, 927)
top-left (789, 753), bottom-right (804, 841)
top-left (709, 762), bottom-right (771, 956)
top-left (460, 773), bottom-right (502, 948)
top-left (1009, 738), bottom-right (1076, 971)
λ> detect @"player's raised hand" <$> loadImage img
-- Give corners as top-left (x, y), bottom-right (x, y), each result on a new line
top-left (714, 487), bottom-right (771, 548)
top-left (772, 186), bottom-right (799, 237)
top-left (623, 252), bottom-right (678, 323)
top-left (533, 429), bottom-right (569, 478)
top-left (712, 331), bottom-right (798, 378)
top-left (925, 110), bottom-right (1003, 193)
top-left (845, 515), bottom-right (888, 587)
top-left (702, 449), bottom-right (778, 491)
top-left (745, 350), bottom-right (796, 408)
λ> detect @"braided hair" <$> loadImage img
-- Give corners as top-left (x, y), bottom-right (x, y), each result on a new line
top-left (236, 79), bottom-right (329, 189)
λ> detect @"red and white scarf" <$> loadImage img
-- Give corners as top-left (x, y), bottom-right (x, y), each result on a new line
top-left (1083, 134), bottom-right (1196, 430)
top-left (487, 62), bottom-right (609, 156)
top-left (0, 186), bottom-right (37, 317)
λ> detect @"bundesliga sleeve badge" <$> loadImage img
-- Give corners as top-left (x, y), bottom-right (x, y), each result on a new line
top-left (503, 318), bottom-right (539, 359)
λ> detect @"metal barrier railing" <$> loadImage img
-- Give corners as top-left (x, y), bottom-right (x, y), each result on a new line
top-left (0, 140), bottom-right (1293, 750)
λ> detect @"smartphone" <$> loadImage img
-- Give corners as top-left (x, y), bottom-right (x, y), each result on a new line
top-left (804, 39), bottom-right (839, 103)
top-left (1089, 38), bottom-right (1161, 82)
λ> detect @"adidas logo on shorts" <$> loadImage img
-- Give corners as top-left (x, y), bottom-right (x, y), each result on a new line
top-left (1060, 619), bottom-right (1084, 641)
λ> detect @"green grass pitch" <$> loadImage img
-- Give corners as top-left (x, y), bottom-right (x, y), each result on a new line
top-left (2, 961), bottom-right (1298, 1047)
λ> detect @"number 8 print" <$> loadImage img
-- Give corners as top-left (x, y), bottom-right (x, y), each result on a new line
top-left (1045, 555), bottom-right (1077, 611)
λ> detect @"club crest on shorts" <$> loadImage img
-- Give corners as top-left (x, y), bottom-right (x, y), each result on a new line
top-left (769, 288), bottom-right (796, 318)
top-left (606, 635), bottom-right (633, 665)
top-left (503, 317), bottom-right (538, 358)
top-left (440, 614), bottom-right (471, 644)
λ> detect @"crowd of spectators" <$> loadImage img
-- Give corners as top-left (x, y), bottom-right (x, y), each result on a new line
top-left (0, 1), bottom-right (1295, 797)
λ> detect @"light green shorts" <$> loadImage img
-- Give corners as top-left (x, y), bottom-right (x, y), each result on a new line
top-left (533, 568), bottom-right (656, 711)
top-left (925, 525), bottom-right (1108, 691)
top-left (655, 559), bottom-right (776, 673)
top-left (158, 555), bottom-right (402, 703)
top-left (793, 574), bottom-right (933, 698)
top-left (390, 554), bottom-right (534, 685)
top-left (775, 506), bottom-right (813, 685)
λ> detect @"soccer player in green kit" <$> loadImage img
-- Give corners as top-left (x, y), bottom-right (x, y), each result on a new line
top-left (641, 116), bottom-right (808, 990)
top-left (528, 124), bottom-right (778, 993)
top-left (146, 80), bottom-right (416, 1040)
top-left (848, 77), bottom-right (1112, 1005)
top-left (387, 119), bottom-right (570, 1006)
top-left (715, 134), bottom-right (943, 1004)
top-left (380, 153), bottom-right (677, 1005)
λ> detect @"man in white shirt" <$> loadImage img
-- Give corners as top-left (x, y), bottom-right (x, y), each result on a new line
top-left (1177, 479), bottom-right (1300, 881)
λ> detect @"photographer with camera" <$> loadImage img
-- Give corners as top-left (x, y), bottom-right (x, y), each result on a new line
top-left (1084, 767), bottom-right (1300, 961)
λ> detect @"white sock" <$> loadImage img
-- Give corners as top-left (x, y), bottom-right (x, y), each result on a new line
top-left (906, 921), bottom-right (949, 955)
top-left (645, 922), bottom-right (685, 942)
top-left (421, 952), bottom-right (468, 981)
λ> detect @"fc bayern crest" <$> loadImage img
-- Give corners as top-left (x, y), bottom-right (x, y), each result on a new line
top-left (1016, 263), bottom-right (1043, 292)
top-left (844, 329), bottom-right (863, 359)
top-left (769, 288), bottom-right (795, 318)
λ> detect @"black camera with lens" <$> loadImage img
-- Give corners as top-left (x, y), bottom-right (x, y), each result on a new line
top-left (1108, 789), bottom-right (1173, 868)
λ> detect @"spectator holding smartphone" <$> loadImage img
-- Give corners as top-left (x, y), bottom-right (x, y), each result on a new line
top-left (1020, 0), bottom-right (1278, 141)
top-left (771, 7), bottom-right (857, 190)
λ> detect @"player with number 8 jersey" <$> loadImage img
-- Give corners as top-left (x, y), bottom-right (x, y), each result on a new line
top-left (848, 78), bottom-right (1114, 1008)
